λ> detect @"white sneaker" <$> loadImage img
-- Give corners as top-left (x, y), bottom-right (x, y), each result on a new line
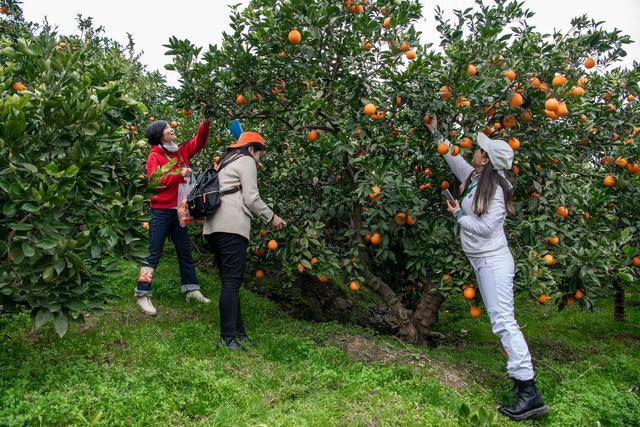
top-left (135, 296), bottom-right (157, 315)
top-left (185, 290), bottom-right (211, 304)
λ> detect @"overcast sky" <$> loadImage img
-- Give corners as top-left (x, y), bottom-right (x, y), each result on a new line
top-left (22, 0), bottom-right (639, 86)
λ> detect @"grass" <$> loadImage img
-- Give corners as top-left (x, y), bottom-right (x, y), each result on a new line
top-left (0, 254), bottom-right (638, 426)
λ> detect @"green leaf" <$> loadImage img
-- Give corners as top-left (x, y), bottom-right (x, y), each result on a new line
top-left (21, 242), bottom-right (35, 257)
top-left (33, 308), bottom-right (52, 330)
top-left (9, 223), bottom-right (33, 231)
top-left (65, 165), bottom-right (80, 177)
top-left (36, 239), bottom-right (59, 250)
top-left (21, 203), bottom-right (40, 213)
top-left (53, 312), bottom-right (69, 337)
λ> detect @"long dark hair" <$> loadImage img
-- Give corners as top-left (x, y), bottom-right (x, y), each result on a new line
top-left (462, 152), bottom-right (515, 217)
top-left (218, 143), bottom-right (264, 165)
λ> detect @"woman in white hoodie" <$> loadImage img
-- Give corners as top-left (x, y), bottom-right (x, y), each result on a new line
top-left (426, 117), bottom-right (547, 422)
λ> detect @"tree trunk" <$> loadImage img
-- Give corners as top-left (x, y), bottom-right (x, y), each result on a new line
top-left (614, 281), bottom-right (625, 322)
top-left (411, 281), bottom-right (445, 345)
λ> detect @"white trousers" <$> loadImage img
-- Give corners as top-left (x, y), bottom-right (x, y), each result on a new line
top-left (468, 248), bottom-right (534, 380)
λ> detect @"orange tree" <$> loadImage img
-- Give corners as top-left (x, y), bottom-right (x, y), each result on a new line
top-left (0, 5), bottom-right (164, 336)
top-left (167, 0), bottom-right (639, 341)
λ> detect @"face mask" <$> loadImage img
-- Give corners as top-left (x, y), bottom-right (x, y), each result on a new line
top-left (162, 142), bottom-right (178, 153)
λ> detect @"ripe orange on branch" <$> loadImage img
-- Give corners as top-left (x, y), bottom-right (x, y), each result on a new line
top-left (288, 29), bottom-right (302, 44)
top-left (267, 240), bottom-right (278, 251)
top-left (463, 287), bottom-right (476, 301)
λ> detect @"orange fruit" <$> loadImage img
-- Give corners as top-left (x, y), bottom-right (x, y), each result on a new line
top-left (545, 98), bottom-right (560, 111)
top-left (363, 103), bottom-right (376, 115)
top-left (319, 274), bottom-right (329, 283)
top-left (513, 165), bottom-right (520, 176)
top-left (439, 85), bottom-right (452, 100)
top-left (260, 229), bottom-right (269, 237)
top-left (548, 235), bottom-right (560, 246)
top-left (395, 212), bottom-right (407, 226)
top-left (460, 137), bottom-right (473, 149)
top-left (503, 115), bottom-right (516, 129)
top-left (437, 143), bottom-right (449, 155)
top-left (455, 97), bottom-right (470, 107)
top-left (406, 215), bottom-right (416, 225)
top-left (370, 232), bottom-right (382, 246)
top-left (349, 281), bottom-right (360, 292)
top-left (552, 74), bottom-right (567, 87)
top-left (574, 289), bottom-right (585, 299)
top-left (566, 296), bottom-right (574, 306)
top-left (395, 96), bottom-right (402, 106)
top-left (463, 286), bottom-right (476, 301)
top-left (310, 257), bottom-right (318, 265)
top-left (12, 82), bottom-right (26, 91)
top-left (508, 137), bottom-right (520, 151)
top-left (58, 42), bottom-right (66, 49)
top-left (556, 102), bottom-right (568, 117)
top-left (556, 206), bottom-right (569, 218)
top-left (440, 181), bottom-right (449, 190)
top-left (423, 167), bottom-right (432, 177)
top-left (406, 50), bottom-right (416, 60)
top-left (628, 95), bottom-right (635, 102)
top-left (449, 130), bottom-right (458, 138)
top-left (236, 94), bottom-right (247, 105)
top-left (182, 108), bottom-right (193, 117)
top-left (0, 6), bottom-right (9, 14)
top-left (451, 145), bottom-right (461, 156)
top-left (530, 76), bottom-right (541, 87)
top-left (607, 103), bottom-right (616, 112)
top-left (142, 222), bottom-right (149, 231)
top-left (508, 92), bottom-right (523, 108)
top-left (255, 248), bottom-right (266, 256)
top-left (400, 41), bottom-right (410, 52)
top-left (470, 306), bottom-right (482, 318)
top-left (467, 64), bottom-right (477, 76)
top-left (256, 270), bottom-right (265, 280)
top-left (615, 157), bottom-right (627, 168)
top-left (383, 17), bottom-right (392, 29)
top-left (267, 240), bottom-right (278, 251)
top-left (363, 40), bottom-right (373, 51)
top-left (543, 254), bottom-right (556, 266)
top-left (632, 256), bottom-right (640, 266)
top-left (504, 70), bottom-right (516, 81)
top-left (307, 130), bottom-right (319, 142)
top-left (584, 57), bottom-right (595, 69)
top-left (419, 184), bottom-right (430, 191)
top-left (297, 262), bottom-right (306, 272)
top-left (288, 29), bottom-right (302, 44)
top-left (371, 185), bottom-right (381, 195)
top-left (538, 294), bottom-right (551, 305)
top-left (568, 86), bottom-right (585, 97)
top-left (442, 274), bottom-right (451, 282)
top-left (578, 75), bottom-right (589, 87)
top-left (169, 120), bottom-right (178, 127)
top-left (278, 50), bottom-right (287, 59)
top-left (603, 176), bottom-right (616, 187)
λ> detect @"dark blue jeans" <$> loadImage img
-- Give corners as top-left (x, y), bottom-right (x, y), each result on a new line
top-left (135, 208), bottom-right (200, 297)
top-left (205, 232), bottom-right (248, 339)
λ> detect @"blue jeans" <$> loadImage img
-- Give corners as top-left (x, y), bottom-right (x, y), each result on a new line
top-left (135, 208), bottom-right (200, 297)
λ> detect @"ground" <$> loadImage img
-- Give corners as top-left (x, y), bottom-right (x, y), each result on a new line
top-left (0, 256), bottom-right (638, 426)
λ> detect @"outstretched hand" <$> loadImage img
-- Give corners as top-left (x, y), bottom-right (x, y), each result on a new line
top-left (425, 115), bottom-right (438, 134)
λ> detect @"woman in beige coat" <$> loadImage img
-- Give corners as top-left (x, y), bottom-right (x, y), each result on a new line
top-left (203, 131), bottom-right (286, 351)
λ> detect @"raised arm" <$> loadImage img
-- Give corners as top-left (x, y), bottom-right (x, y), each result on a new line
top-left (425, 116), bottom-right (474, 183)
top-left (180, 120), bottom-right (211, 161)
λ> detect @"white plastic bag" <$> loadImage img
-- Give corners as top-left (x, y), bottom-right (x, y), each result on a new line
top-left (177, 173), bottom-right (195, 227)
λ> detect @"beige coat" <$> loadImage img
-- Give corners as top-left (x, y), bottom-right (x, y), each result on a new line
top-left (202, 154), bottom-right (274, 240)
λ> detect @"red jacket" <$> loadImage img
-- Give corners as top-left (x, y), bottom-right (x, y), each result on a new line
top-left (146, 121), bottom-right (210, 209)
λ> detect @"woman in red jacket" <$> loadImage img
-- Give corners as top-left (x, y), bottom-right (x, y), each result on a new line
top-left (135, 118), bottom-right (211, 315)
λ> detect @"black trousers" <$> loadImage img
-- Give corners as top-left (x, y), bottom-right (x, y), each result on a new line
top-left (205, 232), bottom-right (248, 339)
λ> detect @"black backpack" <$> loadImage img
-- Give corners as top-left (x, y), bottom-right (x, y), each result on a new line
top-left (186, 154), bottom-right (245, 218)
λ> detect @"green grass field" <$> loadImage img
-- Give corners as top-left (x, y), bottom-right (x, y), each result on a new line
top-left (1, 257), bottom-right (638, 426)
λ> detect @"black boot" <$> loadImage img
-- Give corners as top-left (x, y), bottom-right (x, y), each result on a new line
top-left (236, 335), bottom-right (256, 348)
top-left (500, 378), bottom-right (548, 421)
top-left (219, 337), bottom-right (247, 352)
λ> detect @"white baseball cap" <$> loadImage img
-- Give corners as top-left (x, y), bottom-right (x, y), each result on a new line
top-left (476, 132), bottom-right (514, 171)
